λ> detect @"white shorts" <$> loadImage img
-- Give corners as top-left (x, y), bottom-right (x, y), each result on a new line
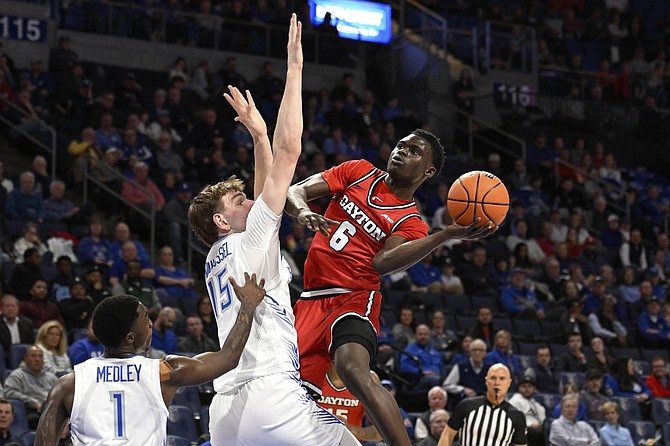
top-left (209, 373), bottom-right (359, 446)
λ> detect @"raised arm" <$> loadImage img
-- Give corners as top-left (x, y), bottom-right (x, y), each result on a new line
top-left (161, 273), bottom-right (265, 403)
top-left (371, 221), bottom-right (497, 276)
top-left (285, 173), bottom-right (338, 236)
top-left (223, 87), bottom-right (270, 200)
top-left (34, 373), bottom-right (74, 446)
top-left (262, 13), bottom-right (303, 214)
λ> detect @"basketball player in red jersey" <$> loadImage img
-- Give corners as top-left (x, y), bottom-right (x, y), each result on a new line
top-left (285, 129), bottom-right (497, 445)
top-left (318, 364), bottom-right (382, 442)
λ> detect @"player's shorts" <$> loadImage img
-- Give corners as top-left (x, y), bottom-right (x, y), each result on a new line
top-left (209, 372), bottom-right (359, 446)
top-left (294, 289), bottom-right (381, 397)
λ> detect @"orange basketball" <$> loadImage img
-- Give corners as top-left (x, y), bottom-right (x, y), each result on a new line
top-left (447, 170), bottom-right (510, 228)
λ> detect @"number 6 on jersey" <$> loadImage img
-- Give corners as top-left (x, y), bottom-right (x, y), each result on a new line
top-left (329, 221), bottom-right (357, 252)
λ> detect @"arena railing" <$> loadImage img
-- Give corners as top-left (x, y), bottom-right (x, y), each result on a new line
top-left (82, 157), bottom-right (156, 264)
top-left (446, 101), bottom-right (527, 162)
top-left (0, 101), bottom-right (57, 179)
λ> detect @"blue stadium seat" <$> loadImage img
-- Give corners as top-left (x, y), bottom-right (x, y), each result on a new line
top-left (494, 316), bottom-right (513, 333)
top-left (663, 421), bottom-right (670, 446)
top-left (419, 293), bottom-right (445, 310)
top-left (611, 396), bottom-right (643, 423)
top-left (652, 398), bottom-right (670, 426)
top-left (200, 405), bottom-right (210, 435)
top-left (471, 295), bottom-right (501, 314)
top-left (625, 420), bottom-right (656, 445)
top-left (167, 405), bottom-right (198, 442)
top-left (10, 344), bottom-right (31, 370)
top-left (588, 420), bottom-right (606, 432)
top-left (641, 349), bottom-right (669, 362)
top-left (171, 386), bottom-right (201, 422)
top-left (512, 319), bottom-right (542, 340)
top-left (540, 321), bottom-right (563, 342)
top-left (166, 435), bottom-right (190, 446)
top-left (9, 399), bottom-right (28, 438)
top-left (516, 341), bottom-right (546, 356)
top-left (543, 417), bottom-right (555, 445)
top-left (444, 294), bottom-right (473, 314)
top-left (454, 314), bottom-right (477, 334)
top-left (610, 347), bottom-right (642, 361)
top-left (21, 430), bottom-right (35, 446)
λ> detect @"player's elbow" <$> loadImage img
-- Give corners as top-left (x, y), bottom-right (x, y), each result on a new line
top-left (371, 255), bottom-right (389, 275)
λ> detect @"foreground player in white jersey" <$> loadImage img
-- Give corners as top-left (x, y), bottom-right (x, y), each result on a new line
top-left (188, 14), bottom-right (358, 446)
top-left (34, 273), bottom-right (266, 446)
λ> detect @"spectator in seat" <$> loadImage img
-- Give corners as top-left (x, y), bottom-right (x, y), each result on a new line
top-left (509, 374), bottom-right (546, 446)
top-left (81, 265), bottom-right (111, 305)
top-left (0, 294), bottom-right (35, 367)
top-left (448, 335), bottom-right (472, 366)
top-left (619, 229), bottom-right (648, 273)
top-left (501, 267), bottom-right (546, 319)
top-left (151, 306), bottom-right (177, 355)
top-left (429, 310), bottom-right (458, 364)
top-left (108, 241), bottom-right (154, 286)
top-left (416, 409), bottom-right (449, 446)
top-left (42, 180), bottom-right (89, 224)
top-left (0, 399), bottom-right (17, 444)
top-left (645, 356), bottom-right (670, 399)
top-left (111, 260), bottom-right (160, 310)
top-left (442, 338), bottom-right (489, 402)
top-left (20, 279), bottom-right (64, 329)
top-left (153, 245), bottom-right (196, 305)
top-left (392, 306), bottom-right (416, 349)
top-left (8, 248), bottom-right (45, 301)
top-left (560, 299), bottom-right (593, 344)
top-left (459, 246), bottom-right (500, 297)
top-left (109, 222), bottom-right (150, 267)
top-left (399, 324), bottom-right (443, 395)
top-left (178, 314), bottom-right (217, 354)
top-left (414, 386), bottom-right (448, 442)
top-left (485, 330), bottom-right (521, 385)
top-left (197, 295), bottom-right (218, 348)
top-left (529, 344), bottom-right (559, 394)
top-left (121, 162), bottom-right (165, 235)
top-left (50, 255), bottom-right (76, 303)
top-left (3, 346), bottom-right (58, 429)
top-left (580, 369), bottom-right (609, 421)
top-left (587, 336), bottom-right (615, 375)
top-left (35, 320), bottom-right (72, 376)
top-left (467, 306), bottom-right (498, 349)
top-left (76, 217), bottom-right (112, 270)
top-left (599, 401), bottom-right (635, 446)
top-left (637, 296), bottom-right (670, 348)
top-left (5, 172), bottom-right (44, 223)
top-left (408, 252), bottom-right (448, 293)
top-left (67, 318), bottom-right (103, 366)
top-left (58, 277), bottom-right (95, 331)
top-left (162, 182), bottom-right (192, 265)
top-left (604, 357), bottom-right (652, 419)
top-left (11, 222), bottom-right (48, 264)
top-left (556, 333), bottom-right (589, 373)
top-left (549, 395), bottom-right (601, 446)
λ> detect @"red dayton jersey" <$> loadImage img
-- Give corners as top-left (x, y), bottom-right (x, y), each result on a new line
top-left (302, 159), bottom-right (428, 293)
top-left (317, 376), bottom-right (365, 428)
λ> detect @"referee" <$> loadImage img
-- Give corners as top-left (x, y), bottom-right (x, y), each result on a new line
top-left (438, 363), bottom-right (528, 446)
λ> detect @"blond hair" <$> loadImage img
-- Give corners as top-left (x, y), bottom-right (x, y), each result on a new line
top-left (36, 320), bottom-right (68, 355)
top-left (188, 177), bottom-right (245, 247)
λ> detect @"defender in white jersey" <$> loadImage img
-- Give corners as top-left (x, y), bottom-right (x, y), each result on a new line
top-left (188, 14), bottom-right (358, 446)
top-left (34, 275), bottom-right (266, 446)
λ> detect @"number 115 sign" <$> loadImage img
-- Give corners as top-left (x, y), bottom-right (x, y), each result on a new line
top-left (0, 15), bottom-right (47, 42)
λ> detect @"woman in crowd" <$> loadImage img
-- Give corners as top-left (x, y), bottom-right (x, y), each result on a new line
top-left (604, 357), bottom-right (653, 420)
top-left (599, 401), bottom-right (634, 446)
top-left (392, 306), bottom-right (416, 349)
top-left (35, 320), bottom-right (73, 376)
top-left (197, 294), bottom-right (219, 347)
top-left (449, 335), bottom-right (473, 366)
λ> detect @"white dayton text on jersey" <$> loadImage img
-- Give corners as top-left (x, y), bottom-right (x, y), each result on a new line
top-left (205, 195), bottom-right (298, 393)
top-left (70, 355), bottom-right (167, 446)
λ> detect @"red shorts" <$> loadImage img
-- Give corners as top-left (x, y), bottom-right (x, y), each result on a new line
top-left (294, 290), bottom-right (381, 396)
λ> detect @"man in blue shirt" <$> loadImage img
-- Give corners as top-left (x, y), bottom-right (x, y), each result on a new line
top-left (151, 307), bottom-right (177, 355)
top-left (67, 319), bottom-right (103, 365)
top-left (501, 268), bottom-right (545, 319)
top-left (399, 324), bottom-right (443, 395)
top-left (5, 171), bottom-right (43, 221)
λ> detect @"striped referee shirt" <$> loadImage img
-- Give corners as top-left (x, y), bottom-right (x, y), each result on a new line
top-left (447, 396), bottom-right (527, 446)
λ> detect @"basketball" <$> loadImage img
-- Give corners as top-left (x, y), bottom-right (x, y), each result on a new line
top-left (447, 170), bottom-right (510, 228)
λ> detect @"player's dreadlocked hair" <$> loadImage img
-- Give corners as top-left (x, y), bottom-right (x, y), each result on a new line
top-left (412, 128), bottom-right (445, 174)
top-left (92, 294), bottom-right (140, 348)
top-left (188, 176), bottom-right (245, 247)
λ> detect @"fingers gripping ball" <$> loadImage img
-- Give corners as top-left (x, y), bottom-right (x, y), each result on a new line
top-left (447, 170), bottom-right (510, 228)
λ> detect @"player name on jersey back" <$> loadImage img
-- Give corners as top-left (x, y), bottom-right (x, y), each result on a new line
top-left (96, 364), bottom-right (142, 382)
top-left (319, 395), bottom-right (361, 407)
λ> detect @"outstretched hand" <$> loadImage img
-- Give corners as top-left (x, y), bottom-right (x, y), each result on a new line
top-left (445, 218), bottom-right (499, 240)
top-left (287, 13), bottom-right (303, 68)
top-left (230, 272), bottom-right (266, 308)
top-left (297, 210), bottom-right (339, 237)
top-left (223, 86), bottom-right (267, 138)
